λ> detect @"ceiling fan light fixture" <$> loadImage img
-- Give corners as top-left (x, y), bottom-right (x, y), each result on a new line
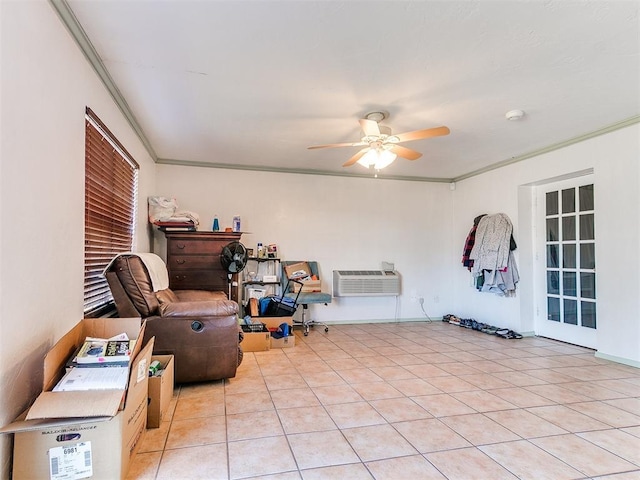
top-left (357, 148), bottom-right (397, 170)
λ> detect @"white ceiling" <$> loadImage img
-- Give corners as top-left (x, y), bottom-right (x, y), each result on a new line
top-left (61, 0), bottom-right (639, 181)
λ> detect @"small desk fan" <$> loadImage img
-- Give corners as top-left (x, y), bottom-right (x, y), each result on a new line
top-left (220, 241), bottom-right (248, 300)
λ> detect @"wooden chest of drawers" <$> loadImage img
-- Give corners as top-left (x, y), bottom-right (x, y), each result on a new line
top-left (164, 231), bottom-right (242, 302)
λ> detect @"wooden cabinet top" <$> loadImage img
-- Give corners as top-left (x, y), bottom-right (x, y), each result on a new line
top-left (163, 231), bottom-right (242, 241)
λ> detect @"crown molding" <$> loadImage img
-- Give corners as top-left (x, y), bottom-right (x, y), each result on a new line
top-left (453, 115), bottom-right (640, 183)
top-left (155, 158), bottom-right (453, 183)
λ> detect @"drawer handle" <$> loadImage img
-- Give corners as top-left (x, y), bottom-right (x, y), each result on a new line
top-left (176, 259), bottom-right (186, 265)
top-left (176, 243), bottom-right (186, 249)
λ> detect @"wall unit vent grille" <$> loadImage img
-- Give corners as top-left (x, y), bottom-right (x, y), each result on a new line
top-left (333, 270), bottom-right (401, 297)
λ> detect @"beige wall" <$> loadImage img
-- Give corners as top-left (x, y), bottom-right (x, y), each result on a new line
top-left (154, 166), bottom-right (456, 324)
top-left (0, 2), bottom-right (156, 477)
top-left (452, 124), bottom-right (640, 365)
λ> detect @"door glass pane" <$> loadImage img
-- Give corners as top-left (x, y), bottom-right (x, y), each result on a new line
top-left (581, 301), bottom-right (596, 328)
top-left (562, 188), bottom-right (575, 213)
top-left (563, 244), bottom-right (576, 268)
top-left (562, 216), bottom-right (576, 241)
top-left (547, 244), bottom-right (559, 268)
top-left (581, 272), bottom-right (596, 299)
top-left (579, 184), bottom-right (594, 211)
top-left (580, 214), bottom-right (594, 240)
top-left (564, 299), bottom-right (578, 324)
top-left (547, 271), bottom-right (559, 294)
top-left (548, 297), bottom-right (560, 321)
top-left (546, 191), bottom-right (558, 215)
top-left (580, 244), bottom-right (595, 269)
top-left (563, 272), bottom-right (576, 297)
top-left (546, 218), bottom-right (559, 241)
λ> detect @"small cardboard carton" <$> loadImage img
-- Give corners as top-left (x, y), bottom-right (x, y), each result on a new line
top-left (283, 262), bottom-right (321, 292)
top-left (1, 317), bottom-right (152, 480)
top-left (241, 330), bottom-right (271, 352)
top-left (270, 334), bottom-right (296, 349)
top-left (284, 262), bottom-right (311, 280)
top-left (260, 316), bottom-right (293, 331)
top-left (291, 279), bottom-right (322, 293)
top-left (240, 323), bottom-right (271, 352)
top-left (147, 355), bottom-right (175, 428)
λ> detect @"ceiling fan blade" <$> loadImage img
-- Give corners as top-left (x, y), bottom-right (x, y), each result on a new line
top-left (389, 144), bottom-right (423, 160)
top-left (359, 119), bottom-right (380, 137)
top-left (308, 141), bottom-right (367, 150)
top-left (343, 148), bottom-right (370, 167)
top-left (394, 126), bottom-right (450, 143)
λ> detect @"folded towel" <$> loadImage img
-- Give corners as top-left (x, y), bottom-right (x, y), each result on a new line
top-left (103, 252), bottom-right (169, 292)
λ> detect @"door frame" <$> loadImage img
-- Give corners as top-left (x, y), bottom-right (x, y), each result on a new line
top-left (534, 175), bottom-right (597, 349)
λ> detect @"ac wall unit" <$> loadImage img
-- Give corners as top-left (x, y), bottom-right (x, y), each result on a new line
top-left (333, 270), bottom-right (401, 297)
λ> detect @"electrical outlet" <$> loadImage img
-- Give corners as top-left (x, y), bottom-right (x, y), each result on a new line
top-left (419, 297), bottom-right (424, 306)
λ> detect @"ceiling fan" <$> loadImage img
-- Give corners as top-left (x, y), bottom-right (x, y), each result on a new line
top-left (308, 112), bottom-right (450, 170)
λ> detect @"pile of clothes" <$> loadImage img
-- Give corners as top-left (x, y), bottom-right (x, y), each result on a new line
top-left (461, 213), bottom-right (519, 297)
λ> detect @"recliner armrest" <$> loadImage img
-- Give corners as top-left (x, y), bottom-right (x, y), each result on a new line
top-left (159, 300), bottom-right (238, 317)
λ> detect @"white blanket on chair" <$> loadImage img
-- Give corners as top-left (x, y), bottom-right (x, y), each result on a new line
top-left (103, 252), bottom-right (169, 292)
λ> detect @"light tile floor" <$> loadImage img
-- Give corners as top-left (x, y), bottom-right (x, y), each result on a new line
top-left (127, 322), bottom-right (640, 480)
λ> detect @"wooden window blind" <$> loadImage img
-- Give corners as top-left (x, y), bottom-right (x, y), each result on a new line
top-left (84, 107), bottom-right (139, 316)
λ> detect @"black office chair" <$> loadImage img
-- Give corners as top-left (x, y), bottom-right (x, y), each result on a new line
top-left (281, 261), bottom-right (331, 336)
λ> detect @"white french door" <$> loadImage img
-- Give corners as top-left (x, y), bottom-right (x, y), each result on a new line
top-left (535, 176), bottom-right (596, 348)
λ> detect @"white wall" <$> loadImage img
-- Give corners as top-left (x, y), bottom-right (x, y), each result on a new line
top-left (0, 2), bottom-right (157, 477)
top-left (155, 165), bottom-right (456, 323)
top-left (1, 2), bottom-right (638, 478)
top-left (452, 124), bottom-right (640, 365)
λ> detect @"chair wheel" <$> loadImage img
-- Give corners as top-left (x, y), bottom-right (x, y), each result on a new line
top-left (304, 331), bottom-right (309, 336)
top-left (325, 327), bottom-right (329, 333)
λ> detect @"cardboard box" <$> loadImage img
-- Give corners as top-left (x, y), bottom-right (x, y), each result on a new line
top-left (259, 316), bottom-right (293, 331)
top-left (1, 317), bottom-right (152, 480)
top-left (241, 331), bottom-right (271, 352)
top-left (283, 262), bottom-right (321, 292)
top-left (291, 279), bottom-right (322, 293)
top-left (147, 355), bottom-right (175, 428)
top-left (270, 334), bottom-right (296, 349)
top-left (284, 262), bottom-right (311, 280)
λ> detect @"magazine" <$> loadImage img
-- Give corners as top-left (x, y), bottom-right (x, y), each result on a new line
top-left (75, 338), bottom-right (134, 365)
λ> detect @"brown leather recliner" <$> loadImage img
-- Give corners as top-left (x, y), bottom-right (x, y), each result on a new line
top-left (105, 254), bottom-right (243, 384)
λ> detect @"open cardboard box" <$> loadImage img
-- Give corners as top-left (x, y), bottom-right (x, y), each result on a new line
top-left (270, 334), bottom-right (295, 349)
top-left (1, 317), bottom-right (153, 480)
top-left (242, 317), bottom-right (294, 352)
top-left (260, 316), bottom-right (293, 331)
top-left (257, 317), bottom-right (295, 349)
top-left (284, 262), bottom-right (321, 292)
top-left (147, 355), bottom-right (175, 428)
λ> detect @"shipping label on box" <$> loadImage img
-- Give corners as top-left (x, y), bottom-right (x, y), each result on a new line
top-left (49, 441), bottom-right (93, 479)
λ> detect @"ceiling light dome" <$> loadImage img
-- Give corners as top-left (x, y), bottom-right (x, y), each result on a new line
top-left (365, 111), bottom-right (387, 123)
top-left (505, 109), bottom-right (525, 121)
